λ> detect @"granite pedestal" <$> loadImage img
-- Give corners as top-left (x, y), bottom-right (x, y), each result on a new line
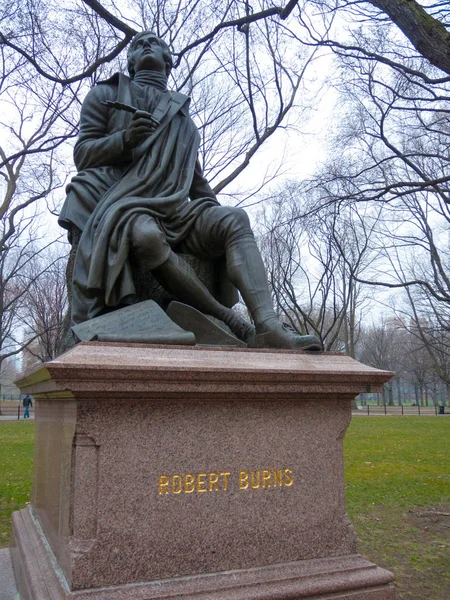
top-left (12, 343), bottom-right (396, 599)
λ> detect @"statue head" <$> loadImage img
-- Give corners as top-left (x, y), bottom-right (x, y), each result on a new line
top-left (127, 31), bottom-right (173, 78)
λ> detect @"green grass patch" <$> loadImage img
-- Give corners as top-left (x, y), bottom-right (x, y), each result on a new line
top-left (0, 422), bottom-right (34, 547)
top-left (345, 417), bottom-right (450, 510)
top-left (344, 417), bottom-right (450, 599)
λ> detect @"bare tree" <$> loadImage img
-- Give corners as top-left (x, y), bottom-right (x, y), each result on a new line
top-left (0, 47), bottom-right (76, 378)
top-left (256, 184), bottom-right (375, 352)
top-left (401, 321), bottom-right (436, 406)
top-left (1, 1), bottom-right (321, 196)
top-left (358, 319), bottom-right (403, 405)
top-left (293, 14), bottom-right (450, 362)
top-left (0, 215), bottom-right (65, 389)
top-left (0, 356), bottom-right (20, 397)
top-left (390, 284), bottom-right (450, 403)
top-left (348, 0), bottom-right (450, 77)
top-left (20, 247), bottom-right (68, 363)
top-left (300, 0), bottom-right (450, 79)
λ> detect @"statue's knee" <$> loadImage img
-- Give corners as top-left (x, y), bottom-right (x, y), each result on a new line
top-left (232, 207), bottom-right (251, 229)
top-left (217, 206), bottom-right (251, 231)
top-left (131, 217), bottom-right (169, 261)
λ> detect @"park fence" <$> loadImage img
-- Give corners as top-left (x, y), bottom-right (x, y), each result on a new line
top-left (2, 397), bottom-right (447, 418)
top-left (0, 396), bottom-right (26, 419)
top-left (353, 404), bottom-right (447, 416)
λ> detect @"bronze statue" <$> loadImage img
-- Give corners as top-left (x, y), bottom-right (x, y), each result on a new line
top-left (59, 31), bottom-right (321, 350)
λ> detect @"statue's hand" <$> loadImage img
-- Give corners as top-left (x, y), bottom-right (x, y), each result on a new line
top-left (124, 110), bottom-right (157, 148)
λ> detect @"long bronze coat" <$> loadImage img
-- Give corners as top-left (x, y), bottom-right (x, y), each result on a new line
top-left (60, 74), bottom-right (227, 324)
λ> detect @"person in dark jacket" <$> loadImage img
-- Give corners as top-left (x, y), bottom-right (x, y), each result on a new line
top-left (23, 395), bottom-right (33, 419)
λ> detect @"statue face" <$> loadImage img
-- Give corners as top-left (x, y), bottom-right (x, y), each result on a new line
top-left (129, 32), bottom-right (167, 74)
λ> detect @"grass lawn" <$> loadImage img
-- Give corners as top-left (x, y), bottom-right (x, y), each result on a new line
top-left (0, 422), bottom-right (34, 548)
top-left (0, 417), bottom-right (449, 599)
top-left (344, 417), bottom-right (450, 600)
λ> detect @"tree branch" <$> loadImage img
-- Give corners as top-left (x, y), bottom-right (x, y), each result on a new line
top-left (367, 0), bottom-right (450, 76)
top-left (0, 34), bottom-right (133, 85)
top-left (81, 0), bottom-right (137, 35)
top-left (173, 3), bottom-right (300, 67)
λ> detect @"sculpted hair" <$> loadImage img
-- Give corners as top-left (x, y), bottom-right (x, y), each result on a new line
top-left (127, 32), bottom-right (173, 78)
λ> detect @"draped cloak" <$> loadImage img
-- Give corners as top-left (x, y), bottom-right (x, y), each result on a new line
top-left (59, 74), bottom-right (229, 325)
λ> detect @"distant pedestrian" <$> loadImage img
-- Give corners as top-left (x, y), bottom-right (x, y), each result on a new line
top-left (23, 394), bottom-right (32, 419)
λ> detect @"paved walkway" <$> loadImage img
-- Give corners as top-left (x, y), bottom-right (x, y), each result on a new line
top-left (0, 549), bottom-right (19, 600)
top-left (0, 415), bottom-right (34, 421)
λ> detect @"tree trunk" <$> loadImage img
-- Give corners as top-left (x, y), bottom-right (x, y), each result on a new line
top-left (368, 0), bottom-right (450, 76)
top-left (396, 377), bottom-right (402, 405)
top-left (388, 380), bottom-right (394, 406)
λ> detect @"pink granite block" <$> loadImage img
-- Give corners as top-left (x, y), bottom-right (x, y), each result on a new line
top-left (12, 344), bottom-right (396, 599)
top-left (12, 508), bottom-right (395, 600)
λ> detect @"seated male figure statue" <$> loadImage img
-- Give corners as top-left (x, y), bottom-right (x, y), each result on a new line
top-left (59, 31), bottom-right (321, 351)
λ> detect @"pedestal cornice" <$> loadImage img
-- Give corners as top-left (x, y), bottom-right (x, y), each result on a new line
top-left (16, 342), bottom-right (394, 400)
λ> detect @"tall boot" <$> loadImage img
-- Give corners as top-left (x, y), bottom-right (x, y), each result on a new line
top-left (152, 252), bottom-right (254, 342)
top-left (225, 234), bottom-right (322, 350)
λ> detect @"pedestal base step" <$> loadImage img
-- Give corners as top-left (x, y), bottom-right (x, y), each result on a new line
top-left (12, 507), bottom-right (395, 600)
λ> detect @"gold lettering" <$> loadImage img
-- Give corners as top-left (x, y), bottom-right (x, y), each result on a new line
top-left (262, 469), bottom-right (271, 488)
top-left (239, 470), bottom-right (249, 490)
top-left (184, 473), bottom-right (195, 493)
top-left (158, 475), bottom-right (169, 495)
top-left (208, 472), bottom-right (219, 491)
top-left (250, 470), bottom-right (260, 489)
top-left (197, 473), bottom-right (207, 492)
top-left (284, 468), bottom-right (293, 487)
top-left (159, 467), bottom-right (293, 495)
top-left (172, 474), bottom-right (183, 494)
top-left (220, 471), bottom-right (231, 491)
top-left (273, 469), bottom-right (283, 487)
